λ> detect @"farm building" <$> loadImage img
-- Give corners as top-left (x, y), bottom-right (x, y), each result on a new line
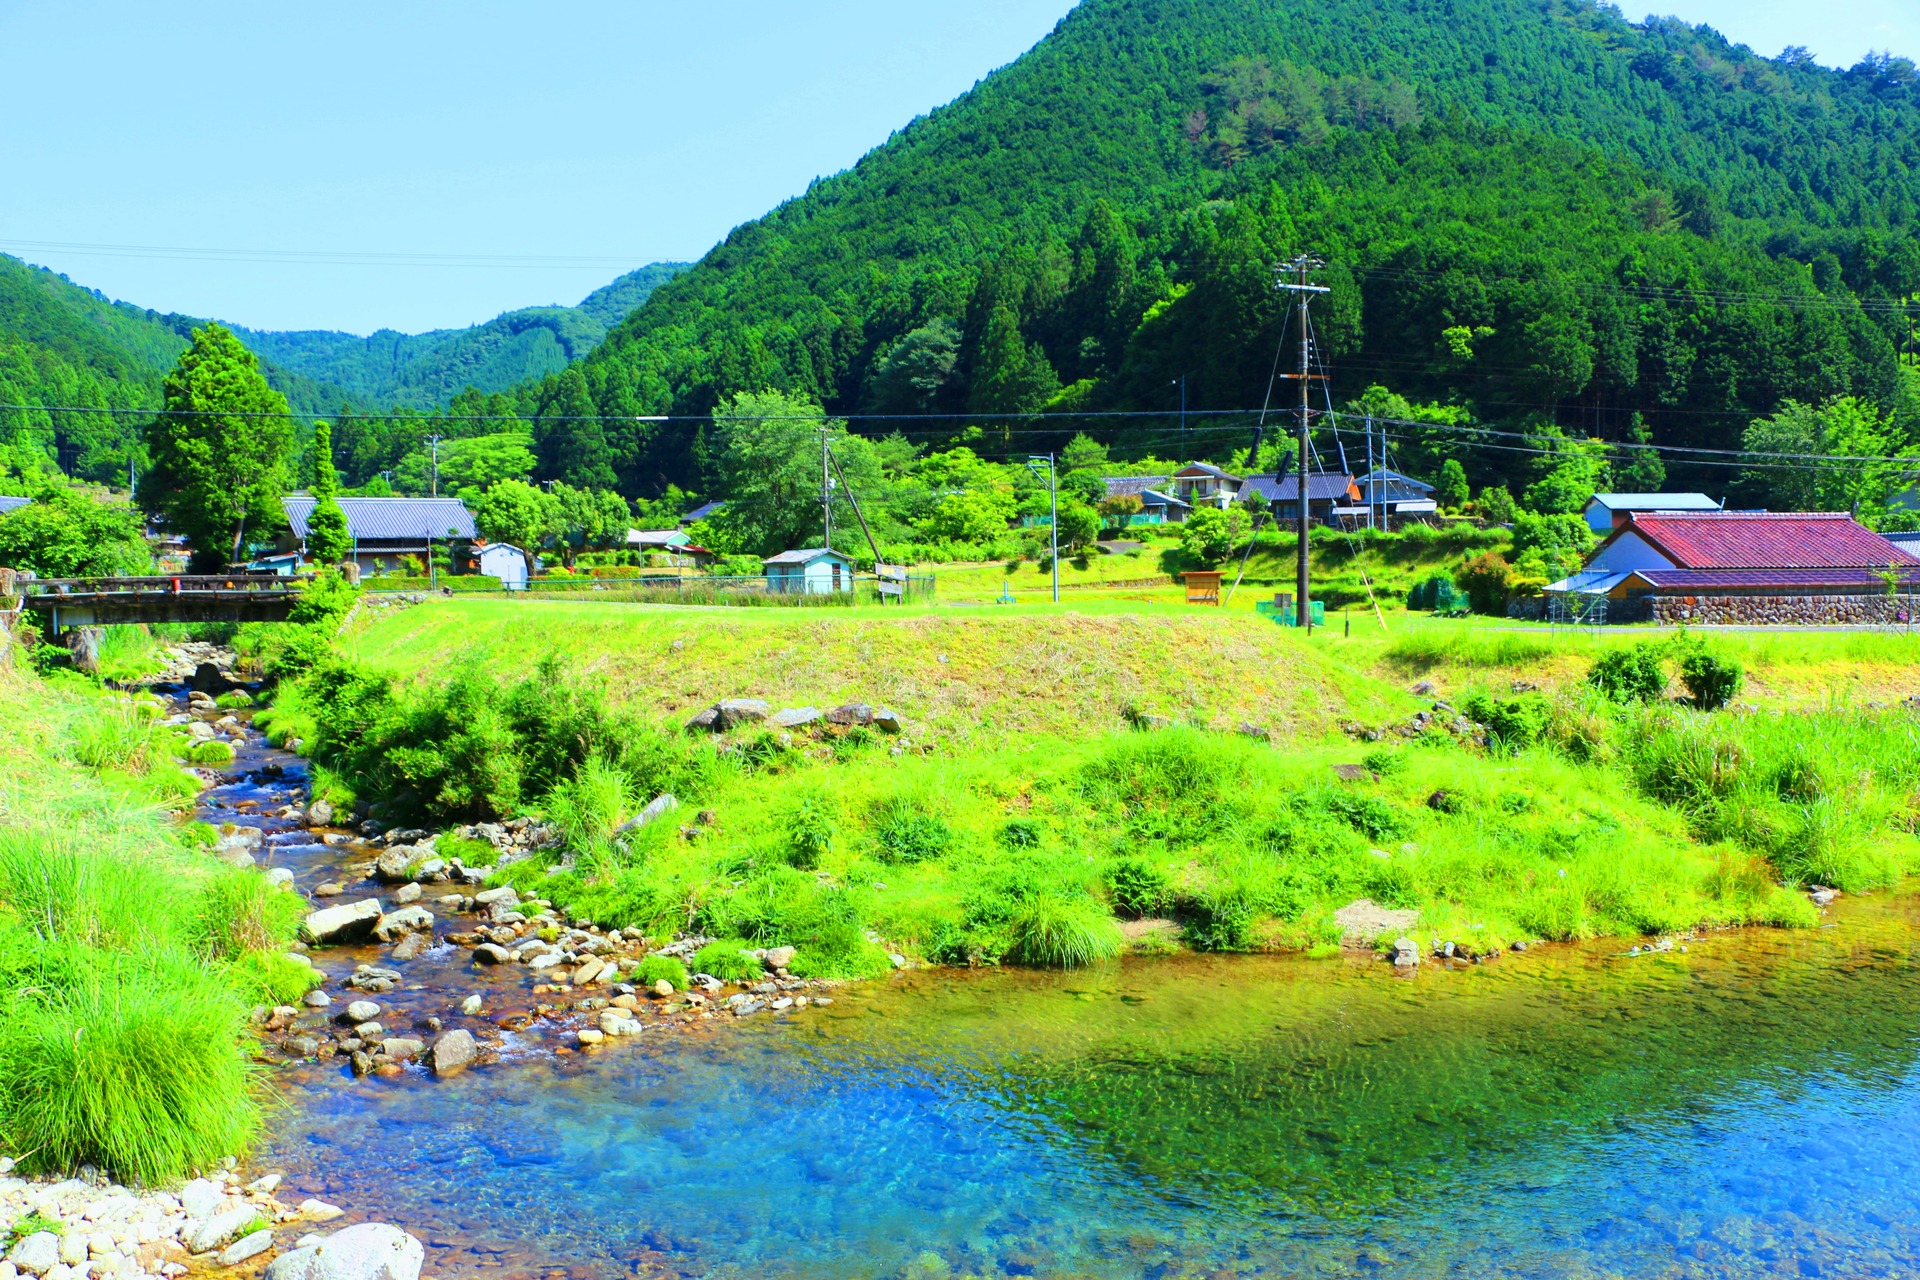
top-left (1238, 473), bottom-right (1362, 524)
top-left (1583, 492), bottom-right (1722, 534)
top-left (281, 495), bottom-right (477, 574)
top-left (472, 542), bottom-right (529, 589)
top-left (1547, 511), bottom-right (1920, 624)
top-left (764, 547), bottom-right (854, 594)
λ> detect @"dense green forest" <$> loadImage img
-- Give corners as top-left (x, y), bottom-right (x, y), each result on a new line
top-left (504, 0), bottom-right (1919, 504)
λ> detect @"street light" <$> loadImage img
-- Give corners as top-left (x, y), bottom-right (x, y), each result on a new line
top-left (1027, 453), bottom-right (1058, 604)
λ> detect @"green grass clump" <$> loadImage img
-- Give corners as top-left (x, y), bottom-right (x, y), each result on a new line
top-left (6, 1212), bottom-right (64, 1246)
top-left (0, 669), bottom-right (306, 1181)
top-left (1004, 894), bottom-right (1122, 967)
top-left (187, 740), bottom-right (235, 765)
top-left (691, 941), bottom-right (764, 982)
top-left (634, 954), bottom-right (689, 988)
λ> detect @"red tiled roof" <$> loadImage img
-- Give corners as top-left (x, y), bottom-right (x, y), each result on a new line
top-left (1617, 512), bottom-right (1920, 570)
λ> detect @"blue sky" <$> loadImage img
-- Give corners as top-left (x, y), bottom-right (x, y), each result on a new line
top-left (0, 0), bottom-right (1913, 336)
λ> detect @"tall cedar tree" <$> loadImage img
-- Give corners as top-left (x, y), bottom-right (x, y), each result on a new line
top-left (304, 422), bottom-right (353, 564)
top-left (536, 368), bottom-right (618, 491)
top-left (140, 324), bottom-right (292, 570)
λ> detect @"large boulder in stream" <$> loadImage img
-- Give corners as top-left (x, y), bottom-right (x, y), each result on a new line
top-left (264, 1223), bottom-right (424, 1280)
top-left (301, 899), bottom-right (384, 946)
top-left (373, 905), bottom-right (434, 942)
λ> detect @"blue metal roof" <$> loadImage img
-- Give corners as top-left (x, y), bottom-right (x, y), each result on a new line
top-left (0, 496), bottom-right (29, 516)
top-left (282, 495), bottom-right (476, 541)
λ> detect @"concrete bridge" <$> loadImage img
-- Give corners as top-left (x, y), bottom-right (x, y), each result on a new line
top-left (8, 574), bottom-right (311, 631)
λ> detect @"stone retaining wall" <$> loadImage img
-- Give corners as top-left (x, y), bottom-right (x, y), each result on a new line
top-left (1651, 593), bottom-right (1917, 626)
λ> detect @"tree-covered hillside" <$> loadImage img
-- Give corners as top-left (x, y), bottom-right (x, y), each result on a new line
top-left (530, 0), bottom-right (1920, 500)
top-left (236, 262), bottom-right (688, 410)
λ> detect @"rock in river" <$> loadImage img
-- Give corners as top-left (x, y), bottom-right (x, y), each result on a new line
top-left (431, 1029), bottom-right (477, 1075)
top-left (8, 1233), bottom-right (59, 1277)
top-left (301, 899), bottom-right (383, 946)
top-left (372, 906), bottom-right (433, 942)
top-left (343, 1001), bottom-right (381, 1024)
top-left (264, 1223), bottom-right (424, 1280)
top-left (471, 943), bottom-right (511, 965)
top-left (190, 1207), bottom-right (259, 1254)
top-left (373, 850), bottom-right (415, 884)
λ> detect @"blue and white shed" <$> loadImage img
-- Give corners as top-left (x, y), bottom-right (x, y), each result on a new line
top-left (764, 547), bottom-right (854, 594)
top-left (474, 543), bottom-right (529, 590)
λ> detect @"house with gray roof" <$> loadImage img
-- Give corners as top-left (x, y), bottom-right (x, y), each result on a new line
top-left (1101, 475), bottom-right (1190, 524)
top-left (280, 495), bottom-right (477, 573)
top-left (1237, 473), bottom-right (1363, 524)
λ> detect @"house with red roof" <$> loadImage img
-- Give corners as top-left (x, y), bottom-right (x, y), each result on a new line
top-left (1549, 511), bottom-right (1920, 625)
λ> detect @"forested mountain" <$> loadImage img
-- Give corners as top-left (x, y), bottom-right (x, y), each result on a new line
top-left (235, 262), bottom-right (688, 410)
top-left (521, 0), bottom-right (1920, 502)
top-left (0, 255), bottom-right (687, 490)
top-left (0, 254), bottom-right (362, 487)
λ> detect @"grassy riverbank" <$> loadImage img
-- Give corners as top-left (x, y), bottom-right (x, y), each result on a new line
top-left (0, 664), bottom-right (311, 1181)
top-left (258, 598), bottom-right (1920, 971)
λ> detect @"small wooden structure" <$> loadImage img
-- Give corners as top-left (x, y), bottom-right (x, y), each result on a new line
top-left (1182, 570), bottom-right (1223, 606)
top-left (764, 547), bottom-right (854, 594)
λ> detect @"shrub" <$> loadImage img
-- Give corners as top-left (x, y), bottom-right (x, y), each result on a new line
top-left (783, 790), bottom-right (837, 869)
top-left (871, 802), bottom-right (953, 864)
top-left (690, 941), bottom-right (763, 982)
top-left (635, 954), bottom-right (689, 988)
top-left (1183, 886), bottom-right (1256, 951)
top-left (1587, 643), bottom-right (1669, 703)
top-left (1678, 647), bottom-right (1744, 710)
top-left (1105, 857), bottom-right (1171, 917)
top-left (1455, 552), bottom-right (1513, 615)
top-left (997, 819), bottom-right (1043, 850)
top-left (1003, 894), bottom-right (1121, 967)
top-left (1460, 690), bottom-right (1551, 753)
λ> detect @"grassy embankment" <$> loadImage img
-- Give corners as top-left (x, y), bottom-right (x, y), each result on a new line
top-left (0, 662), bottom-right (314, 1181)
top-left (260, 597), bottom-right (1920, 974)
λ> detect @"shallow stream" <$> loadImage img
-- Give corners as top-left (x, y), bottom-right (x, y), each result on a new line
top-left (201, 705), bottom-right (1920, 1280)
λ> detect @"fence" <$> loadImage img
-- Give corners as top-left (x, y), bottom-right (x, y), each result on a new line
top-left (368, 572), bottom-right (937, 606)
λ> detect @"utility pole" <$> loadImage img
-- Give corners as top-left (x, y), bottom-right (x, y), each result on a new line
top-left (1365, 414), bottom-right (1377, 532)
top-left (1028, 453), bottom-right (1059, 604)
top-left (820, 426), bottom-right (834, 550)
top-left (1172, 375), bottom-right (1188, 437)
top-left (1277, 256), bottom-right (1329, 631)
top-left (426, 434), bottom-right (446, 498)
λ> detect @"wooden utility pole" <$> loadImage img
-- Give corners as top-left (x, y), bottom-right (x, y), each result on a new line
top-left (1277, 256), bottom-right (1328, 630)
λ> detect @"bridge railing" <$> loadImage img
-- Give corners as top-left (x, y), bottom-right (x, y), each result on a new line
top-left (17, 573), bottom-right (314, 599)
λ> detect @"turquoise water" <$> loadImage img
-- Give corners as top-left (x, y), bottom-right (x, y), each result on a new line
top-left (261, 902), bottom-right (1920, 1280)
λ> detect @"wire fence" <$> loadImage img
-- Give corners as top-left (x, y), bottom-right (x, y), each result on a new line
top-left (366, 573), bottom-right (938, 607)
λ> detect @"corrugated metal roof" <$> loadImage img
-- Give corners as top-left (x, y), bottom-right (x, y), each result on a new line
top-left (1140, 489), bottom-right (1190, 510)
top-left (1103, 475), bottom-right (1169, 499)
top-left (1173, 462), bottom-right (1241, 482)
top-left (283, 495), bottom-right (477, 541)
top-left (680, 500), bottom-right (726, 524)
top-left (0, 495), bottom-right (29, 516)
top-left (1630, 567), bottom-right (1920, 589)
top-left (1620, 512), bottom-right (1917, 569)
top-left (1588, 492), bottom-right (1721, 512)
top-left (1238, 473), bottom-right (1358, 503)
top-left (1356, 469), bottom-right (1435, 494)
top-left (763, 547), bottom-right (849, 566)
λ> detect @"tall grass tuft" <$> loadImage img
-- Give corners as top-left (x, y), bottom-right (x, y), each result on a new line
top-left (1004, 893), bottom-right (1122, 968)
top-left (0, 941), bottom-right (258, 1185)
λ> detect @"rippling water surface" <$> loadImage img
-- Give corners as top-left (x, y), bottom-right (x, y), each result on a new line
top-left (254, 880), bottom-right (1920, 1280)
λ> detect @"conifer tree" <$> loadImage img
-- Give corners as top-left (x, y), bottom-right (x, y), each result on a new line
top-left (304, 421), bottom-right (352, 565)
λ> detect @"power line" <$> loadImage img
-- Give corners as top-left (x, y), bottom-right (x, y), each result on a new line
top-left (0, 239), bottom-right (647, 269)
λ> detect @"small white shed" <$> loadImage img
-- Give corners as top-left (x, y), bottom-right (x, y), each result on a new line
top-left (475, 543), bottom-right (529, 590)
top-left (764, 547), bottom-right (854, 594)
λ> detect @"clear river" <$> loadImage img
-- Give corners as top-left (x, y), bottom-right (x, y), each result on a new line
top-left (209, 704), bottom-right (1920, 1280)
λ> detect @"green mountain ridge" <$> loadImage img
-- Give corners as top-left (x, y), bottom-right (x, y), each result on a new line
top-left (0, 255), bottom-right (687, 487)
top-left (509, 0), bottom-right (1920, 502)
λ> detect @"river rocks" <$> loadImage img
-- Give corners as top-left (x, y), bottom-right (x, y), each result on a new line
top-left (301, 899), bottom-right (383, 946)
top-left (190, 1206), bottom-right (258, 1254)
top-left (373, 851), bottom-right (415, 883)
top-left (343, 965), bottom-right (401, 993)
top-left (614, 793), bottom-right (678, 836)
top-left (343, 1001), bottom-right (381, 1024)
top-left (769, 706), bottom-right (819, 728)
top-left (652, 980), bottom-right (675, 998)
top-left (472, 886), bottom-right (519, 908)
top-left (303, 990), bottom-right (332, 1008)
top-left (389, 932), bottom-right (430, 962)
top-left (307, 799), bottom-right (335, 827)
top-left (472, 943), bottom-right (511, 965)
top-left (825, 702), bottom-right (873, 726)
top-left (296, 1202), bottom-right (343, 1223)
top-left (8, 1235), bottom-right (58, 1276)
top-left (683, 707), bottom-right (719, 732)
top-left (180, 1179), bottom-right (224, 1219)
top-left (372, 906), bottom-right (433, 942)
top-left (313, 882), bottom-right (345, 898)
top-left (1811, 886), bottom-right (1840, 907)
top-left (217, 1231), bottom-right (273, 1267)
top-left (391, 882), bottom-right (422, 905)
top-left (1391, 937), bottom-right (1421, 968)
top-left (459, 994), bottom-right (484, 1015)
top-left (263, 1223), bottom-right (424, 1280)
top-left (265, 867), bottom-right (295, 890)
top-left (571, 957), bottom-right (608, 985)
top-left (576, 1028), bottom-right (605, 1045)
top-left (431, 1029), bottom-right (477, 1075)
top-left (379, 1038), bottom-right (424, 1062)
